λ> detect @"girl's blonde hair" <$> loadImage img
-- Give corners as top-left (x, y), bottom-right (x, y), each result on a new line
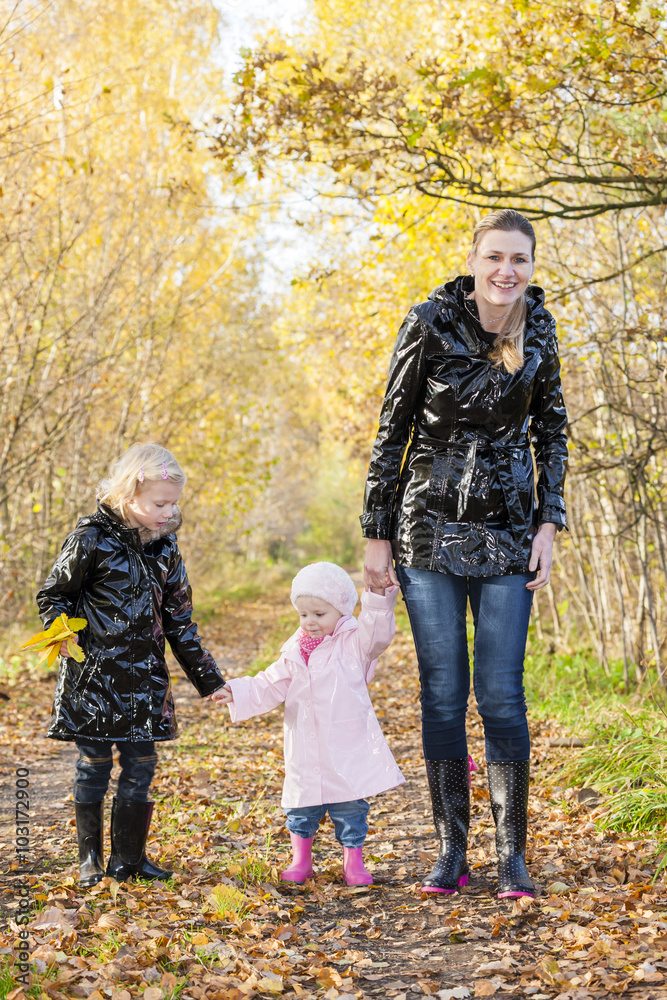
top-left (470, 209), bottom-right (536, 374)
top-left (97, 444), bottom-right (186, 520)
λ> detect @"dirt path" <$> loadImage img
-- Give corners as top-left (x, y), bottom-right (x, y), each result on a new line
top-left (1, 593), bottom-right (666, 1000)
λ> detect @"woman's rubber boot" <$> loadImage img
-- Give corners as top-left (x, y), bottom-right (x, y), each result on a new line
top-left (343, 847), bottom-right (373, 886)
top-left (487, 760), bottom-right (535, 899)
top-left (421, 758), bottom-right (470, 894)
top-left (280, 833), bottom-right (314, 883)
top-left (106, 797), bottom-right (172, 881)
top-left (75, 801), bottom-right (105, 889)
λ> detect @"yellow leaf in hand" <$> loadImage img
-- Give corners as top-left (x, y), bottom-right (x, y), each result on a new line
top-left (45, 619), bottom-right (65, 637)
top-left (20, 630), bottom-right (53, 649)
top-left (66, 618), bottom-right (88, 632)
top-left (67, 638), bottom-right (84, 661)
top-left (47, 643), bottom-right (61, 667)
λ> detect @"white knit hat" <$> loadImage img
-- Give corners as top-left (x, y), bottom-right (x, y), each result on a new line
top-left (290, 562), bottom-right (359, 617)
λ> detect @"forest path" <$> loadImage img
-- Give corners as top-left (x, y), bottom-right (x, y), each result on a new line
top-left (0, 592), bottom-right (665, 1000)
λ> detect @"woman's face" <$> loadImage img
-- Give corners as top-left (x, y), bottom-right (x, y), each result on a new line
top-left (466, 229), bottom-right (534, 311)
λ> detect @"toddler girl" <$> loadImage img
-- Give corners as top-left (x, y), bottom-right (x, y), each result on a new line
top-left (214, 561), bottom-right (404, 886)
top-left (37, 443), bottom-right (225, 888)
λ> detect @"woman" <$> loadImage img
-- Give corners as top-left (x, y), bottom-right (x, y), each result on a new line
top-left (362, 210), bottom-right (567, 899)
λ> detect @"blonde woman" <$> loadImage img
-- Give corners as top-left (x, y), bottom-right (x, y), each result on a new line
top-left (362, 210), bottom-right (568, 899)
top-left (37, 444), bottom-right (225, 888)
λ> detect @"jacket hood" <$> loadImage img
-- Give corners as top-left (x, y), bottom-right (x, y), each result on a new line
top-left (428, 274), bottom-right (549, 322)
top-left (82, 503), bottom-right (182, 547)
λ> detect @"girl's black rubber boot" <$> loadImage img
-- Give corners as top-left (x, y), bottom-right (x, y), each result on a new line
top-left (487, 760), bottom-right (535, 899)
top-left (106, 796), bottom-right (172, 881)
top-left (421, 758), bottom-right (470, 894)
top-left (75, 800), bottom-right (105, 889)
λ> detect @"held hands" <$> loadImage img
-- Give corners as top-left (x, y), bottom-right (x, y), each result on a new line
top-left (208, 683), bottom-right (234, 705)
top-left (526, 523), bottom-right (557, 591)
top-left (363, 539), bottom-right (399, 593)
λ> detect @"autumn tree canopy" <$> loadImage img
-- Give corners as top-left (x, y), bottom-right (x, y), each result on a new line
top-left (207, 0), bottom-right (667, 220)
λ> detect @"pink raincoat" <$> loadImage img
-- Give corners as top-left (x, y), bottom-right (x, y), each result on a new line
top-left (227, 588), bottom-right (405, 808)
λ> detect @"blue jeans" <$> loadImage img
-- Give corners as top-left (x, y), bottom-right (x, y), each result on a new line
top-left (73, 740), bottom-right (157, 803)
top-left (396, 566), bottom-right (534, 762)
top-left (284, 799), bottom-right (370, 848)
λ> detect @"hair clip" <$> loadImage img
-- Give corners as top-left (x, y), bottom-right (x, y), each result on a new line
top-left (161, 462), bottom-right (168, 480)
top-left (138, 467), bottom-right (145, 483)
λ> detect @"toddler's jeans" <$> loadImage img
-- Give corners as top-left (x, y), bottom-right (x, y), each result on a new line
top-left (73, 740), bottom-right (157, 803)
top-left (284, 798), bottom-right (369, 848)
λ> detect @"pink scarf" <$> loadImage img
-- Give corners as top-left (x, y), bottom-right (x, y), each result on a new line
top-left (299, 632), bottom-right (325, 664)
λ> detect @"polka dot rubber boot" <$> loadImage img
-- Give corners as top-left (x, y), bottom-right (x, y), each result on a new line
top-left (487, 760), bottom-right (535, 899)
top-left (421, 758), bottom-right (470, 894)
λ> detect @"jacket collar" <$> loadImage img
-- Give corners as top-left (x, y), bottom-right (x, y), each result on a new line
top-left (428, 274), bottom-right (549, 323)
top-left (83, 503), bottom-right (182, 548)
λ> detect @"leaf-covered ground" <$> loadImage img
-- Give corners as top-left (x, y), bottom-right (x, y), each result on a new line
top-left (1, 592), bottom-right (666, 1000)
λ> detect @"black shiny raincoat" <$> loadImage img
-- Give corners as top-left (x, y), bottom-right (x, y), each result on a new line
top-left (361, 276), bottom-right (568, 576)
top-left (37, 505), bottom-right (224, 742)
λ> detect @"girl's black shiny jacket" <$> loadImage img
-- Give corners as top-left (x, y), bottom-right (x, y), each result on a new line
top-left (36, 504), bottom-right (224, 741)
top-left (361, 276), bottom-right (568, 576)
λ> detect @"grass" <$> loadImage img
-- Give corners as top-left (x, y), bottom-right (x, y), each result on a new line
top-left (224, 835), bottom-right (276, 888)
top-left (524, 631), bottom-right (632, 724)
top-left (520, 627), bottom-right (667, 849)
top-left (560, 707), bottom-right (667, 836)
top-left (204, 884), bottom-right (251, 921)
top-left (0, 962), bottom-right (14, 1000)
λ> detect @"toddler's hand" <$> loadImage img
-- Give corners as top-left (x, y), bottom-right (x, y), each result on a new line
top-left (209, 683), bottom-right (234, 705)
top-left (366, 585), bottom-right (386, 596)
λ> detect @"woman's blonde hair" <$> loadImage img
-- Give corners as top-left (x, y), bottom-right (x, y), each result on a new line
top-left (97, 444), bottom-right (186, 520)
top-left (470, 209), bottom-right (536, 374)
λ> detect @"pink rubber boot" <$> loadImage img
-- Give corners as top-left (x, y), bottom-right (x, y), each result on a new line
top-left (469, 755), bottom-right (478, 787)
top-left (343, 847), bottom-right (373, 886)
top-left (280, 833), bottom-right (314, 883)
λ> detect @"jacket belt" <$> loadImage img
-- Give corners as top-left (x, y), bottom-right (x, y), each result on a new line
top-left (413, 434), bottom-right (532, 539)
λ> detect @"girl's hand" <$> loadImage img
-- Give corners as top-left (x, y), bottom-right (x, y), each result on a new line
top-left (59, 636), bottom-right (78, 658)
top-left (526, 523), bottom-right (557, 591)
top-left (364, 539), bottom-right (399, 591)
top-left (209, 683), bottom-right (234, 705)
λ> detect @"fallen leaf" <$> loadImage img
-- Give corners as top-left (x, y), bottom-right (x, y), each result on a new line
top-left (96, 912), bottom-right (124, 931)
top-left (474, 982), bottom-right (496, 997)
top-left (255, 978), bottom-right (283, 994)
top-left (31, 907), bottom-right (77, 931)
top-left (143, 989), bottom-right (164, 1000)
top-left (547, 881), bottom-right (571, 895)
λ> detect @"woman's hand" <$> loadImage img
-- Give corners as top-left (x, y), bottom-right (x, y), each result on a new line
top-left (526, 523), bottom-right (557, 591)
top-left (364, 539), bottom-right (399, 591)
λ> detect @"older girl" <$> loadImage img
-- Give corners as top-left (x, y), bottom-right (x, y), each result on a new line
top-left (37, 444), bottom-right (225, 888)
